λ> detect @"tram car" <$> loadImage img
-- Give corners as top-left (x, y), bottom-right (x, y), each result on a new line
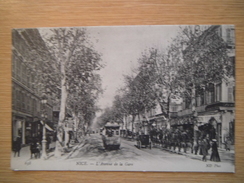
top-left (101, 122), bottom-right (121, 150)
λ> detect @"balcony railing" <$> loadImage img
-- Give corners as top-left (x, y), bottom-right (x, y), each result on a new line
top-left (170, 112), bottom-right (178, 118)
top-left (177, 108), bottom-right (192, 117)
top-left (196, 105), bottom-right (207, 113)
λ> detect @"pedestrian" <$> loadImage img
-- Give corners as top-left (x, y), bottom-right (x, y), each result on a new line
top-left (13, 136), bottom-right (22, 157)
top-left (224, 137), bottom-right (231, 151)
top-left (201, 139), bottom-right (208, 162)
top-left (210, 139), bottom-right (221, 162)
top-left (194, 141), bottom-right (199, 155)
top-left (199, 140), bottom-right (203, 155)
top-left (30, 138), bottom-right (40, 159)
top-left (47, 135), bottom-right (51, 150)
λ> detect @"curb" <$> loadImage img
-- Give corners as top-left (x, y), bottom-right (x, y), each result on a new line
top-left (62, 139), bottom-right (88, 160)
top-left (161, 147), bottom-right (203, 161)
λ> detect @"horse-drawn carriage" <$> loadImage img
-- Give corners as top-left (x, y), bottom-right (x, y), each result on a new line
top-left (136, 134), bottom-right (152, 149)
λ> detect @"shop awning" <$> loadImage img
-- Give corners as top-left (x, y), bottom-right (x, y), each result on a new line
top-left (40, 121), bottom-right (54, 131)
top-left (197, 111), bottom-right (221, 124)
top-left (169, 116), bottom-right (192, 126)
top-left (169, 110), bottom-right (222, 127)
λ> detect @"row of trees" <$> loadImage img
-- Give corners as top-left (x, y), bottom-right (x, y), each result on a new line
top-left (38, 28), bottom-right (103, 157)
top-left (98, 26), bottom-right (234, 136)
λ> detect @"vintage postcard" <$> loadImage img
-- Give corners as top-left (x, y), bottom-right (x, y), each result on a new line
top-left (11, 25), bottom-right (235, 172)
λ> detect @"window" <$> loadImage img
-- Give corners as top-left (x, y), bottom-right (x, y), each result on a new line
top-left (200, 93), bottom-right (204, 105)
top-left (33, 99), bottom-right (37, 116)
top-left (228, 87), bottom-right (234, 102)
top-left (208, 84), bottom-right (215, 104)
top-left (21, 92), bottom-right (25, 112)
top-left (12, 87), bottom-right (15, 110)
top-left (12, 55), bottom-right (15, 77)
top-left (27, 74), bottom-right (30, 88)
top-left (196, 95), bottom-right (204, 106)
top-left (229, 121), bottom-right (235, 144)
top-left (185, 97), bottom-right (191, 109)
top-left (26, 94), bottom-right (30, 113)
top-left (17, 91), bottom-right (21, 110)
top-left (20, 62), bottom-right (23, 83)
top-left (216, 83), bottom-right (222, 102)
top-left (31, 74), bottom-right (35, 91)
top-left (226, 28), bottom-right (235, 46)
top-left (172, 106), bottom-right (177, 112)
top-left (196, 88), bottom-right (205, 106)
top-left (16, 60), bottom-right (21, 81)
top-left (16, 90), bottom-right (19, 110)
top-left (22, 64), bottom-right (27, 85)
top-left (31, 98), bottom-right (34, 114)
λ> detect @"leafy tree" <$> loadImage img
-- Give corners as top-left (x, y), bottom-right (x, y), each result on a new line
top-left (97, 94), bottom-right (127, 128)
top-left (175, 25), bottom-right (234, 144)
top-left (178, 26), bottom-right (234, 110)
top-left (116, 69), bottom-right (158, 132)
top-left (135, 48), bottom-right (181, 126)
top-left (97, 107), bottom-right (116, 127)
top-left (42, 28), bottom-right (103, 157)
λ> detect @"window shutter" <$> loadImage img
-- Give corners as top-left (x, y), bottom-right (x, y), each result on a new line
top-left (228, 87), bottom-right (233, 102)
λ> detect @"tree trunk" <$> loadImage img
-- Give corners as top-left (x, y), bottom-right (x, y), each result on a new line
top-left (131, 115), bottom-right (136, 133)
top-left (72, 112), bottom-right (79, 143)
top-left (144, 107), bottom-right (153, 134)
top-left (64, 127), bottom-right (70, 149)
top-left (54, 61), bottom-right (67, 157)
top-left (78, 115), bottom-right (86, 137)
top-left (166, 93), bottom-right (171, 130)
top-left (192, 83), bottom-right (198, 146)
top-left (157, 93), bottom-right (171, 130)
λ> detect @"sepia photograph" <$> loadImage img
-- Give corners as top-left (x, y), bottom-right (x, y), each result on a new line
top-left (11, 25), bottom-right (235, 172)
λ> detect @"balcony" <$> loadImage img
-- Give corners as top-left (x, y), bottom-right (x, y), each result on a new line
top-left (169, 112), bottom-right (178, 118)
top-left (196, 105), bottom-right (207, 113)
top-left (177, 108), bottom-right (192, 117)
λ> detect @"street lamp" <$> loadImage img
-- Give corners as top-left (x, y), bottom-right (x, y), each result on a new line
top-left (41, 96), bottom-right (48, 160)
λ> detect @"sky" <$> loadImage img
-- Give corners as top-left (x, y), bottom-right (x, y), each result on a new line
top-left (85, 25), bottom-right (181, 110)
top-left (39, 25), bottom-right (181, 124)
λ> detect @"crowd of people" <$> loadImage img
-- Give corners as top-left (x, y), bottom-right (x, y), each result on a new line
top-left (125, 127), bottom-right (222, 162)
top-left (149, 128), bottom-right (221, 162)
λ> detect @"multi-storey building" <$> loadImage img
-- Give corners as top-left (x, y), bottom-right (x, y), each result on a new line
top-left (12, 29), bottom-right (56, 145)
top-left (121, 25), bottom-right (235, 146)
top-left (169, 25), bottom-right (235, 146)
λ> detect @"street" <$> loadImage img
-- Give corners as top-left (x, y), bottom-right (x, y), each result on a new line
top-left (67, 134), bottom-right (234, 168)
top-left (10, 133), bottom-right (234, 172)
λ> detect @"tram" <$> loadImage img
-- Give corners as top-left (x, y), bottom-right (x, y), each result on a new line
top-left (101, 122), bottom-right (121, 150)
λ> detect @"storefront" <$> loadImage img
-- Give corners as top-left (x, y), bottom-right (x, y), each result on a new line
top-left (12, 112), bottom-right (54, 145)
top-left (197, 102), bottom-right (235, 146)
top-left (12, 117), bottom-right (24, 143)
top-left (170, 116), bottom-right (193, 130)
top-left (169, 116), bottom-right (194, 141)
top-left (12, 115), bottom-right (40, 145)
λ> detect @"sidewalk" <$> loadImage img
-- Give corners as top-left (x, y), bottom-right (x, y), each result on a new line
top-left (14, 141), bottom-right (56, 157)
top-left (11, 137), bottom-right (92, 170)
top-left (119, 137), bottom-right (235, 164)
top-left (11, 141), bottom-right (56, 169)
top-left (161, 146), bottom-right (235, 163)
top-left (11, 139), bottom-right (86, 161)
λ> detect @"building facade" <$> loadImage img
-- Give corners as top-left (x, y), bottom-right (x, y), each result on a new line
top-left (169, 25), bottom-right (235, 146)
top-left (12, 29), bottom-right (56, 145)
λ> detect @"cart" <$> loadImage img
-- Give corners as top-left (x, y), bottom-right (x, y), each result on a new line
top-left (136, 134), bottom-right (151, 149)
